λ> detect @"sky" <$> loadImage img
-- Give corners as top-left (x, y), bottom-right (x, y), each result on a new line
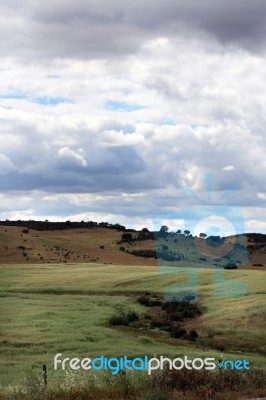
top-left (0, 0), bottom-right (266, 233)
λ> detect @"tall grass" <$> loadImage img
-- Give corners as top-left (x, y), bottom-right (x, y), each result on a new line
top-left (0, 369), bottom-right (265, 400)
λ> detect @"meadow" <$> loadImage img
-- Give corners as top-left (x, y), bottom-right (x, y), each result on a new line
top-left (0, 262), bottom-right (265, 396)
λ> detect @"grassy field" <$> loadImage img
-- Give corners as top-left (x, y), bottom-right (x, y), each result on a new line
top-left (0, 262), bottom-right (265, 391)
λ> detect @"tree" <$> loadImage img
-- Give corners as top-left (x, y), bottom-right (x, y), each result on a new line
top-left (176, 229), bottom-right (182, 235)
top-left (121, 232), bottom-right (133, 243)
top-left (199, 232), bottom-right (207, 239)
top-left (160, 225), bottom-right (169, 233)
top-left (142, 227), bottom-right (149, 233)
top-left (184, 230), bottom-right (190, 236)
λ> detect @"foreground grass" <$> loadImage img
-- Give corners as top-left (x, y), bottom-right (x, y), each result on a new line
top-left (0, 369), bottom-right (266, 400)
top-left (0, 262), bottom-right (265, 393)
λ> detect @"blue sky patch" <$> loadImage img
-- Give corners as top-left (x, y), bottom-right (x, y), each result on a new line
top-left (34, 97), bottom-right (74, 106)
top-left (105, 100), bottom-right (145, 112)
top-left (0, 92), bottom-right (74, 106)
top-left (0, 92), bottom-right (26, 100)
top-left (159, 118), bottom-right (176, 126)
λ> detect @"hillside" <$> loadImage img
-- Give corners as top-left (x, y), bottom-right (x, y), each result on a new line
top-left (0, 221), bottom-right (265, 268)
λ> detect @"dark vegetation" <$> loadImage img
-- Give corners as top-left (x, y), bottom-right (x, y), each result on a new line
top-left (128, 249), bottom-right (157, 258)
top-left (224, 263), bottom-right (238, 270)
top-left (0, 220), bottom-right (128, 232)
top-left (110, 295), bottom-right (201, 342)
top-left (109, 310), bottom-right (139, 326)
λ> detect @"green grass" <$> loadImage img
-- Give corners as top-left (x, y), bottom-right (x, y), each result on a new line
top-left (0, 263), bottom-right (265, 388)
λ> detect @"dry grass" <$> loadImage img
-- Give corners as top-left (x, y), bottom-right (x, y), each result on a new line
top-left (0, 369), bottom-right (265, 400)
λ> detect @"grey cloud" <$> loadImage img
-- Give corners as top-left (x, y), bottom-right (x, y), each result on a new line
top-left (1, 0), bottom-right (266, 61)
top-left (0, 153), bottom-right (16, 174)
top-left (0, 143), bottom-right (151, 193)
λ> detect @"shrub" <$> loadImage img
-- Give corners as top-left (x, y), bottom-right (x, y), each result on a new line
top-left (168, 311), bottom-right (183, 322)
top-left (138, 295), bottom-right (151, 306)
top-left (137, 295), bottom-right (162, 307)
top-left (150, 317), bottom-right (171, 330)
top-left (162, 302), bottom-right (201, 318)
top-left (126, 310), bottom-right (139, 323)
top-left (187, 328), bottom-right (199, 341)
top-left (216, 344), bottom-right (226, 352)
top-left (109, 310), bottom-right (139, 326)
top-left (109, 313), bottom-right (129, 326)
top-left (224, 263), bottom-right (238, 269)
top-left (129, 249), bottom-right (157, 258)
top-left (170, 325), bottom-right (187, 338)
top-left (121, 232), bottom-right (133, 243)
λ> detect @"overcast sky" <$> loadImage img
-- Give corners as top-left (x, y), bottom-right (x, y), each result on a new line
top-left (0, 0), bottom-right (266, 233)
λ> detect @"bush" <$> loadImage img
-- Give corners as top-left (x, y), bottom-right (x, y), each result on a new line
top-left (109, 311), bottom-right (139, 326)
top-left (162, 302), bottom-right (201, 318)
top-left (150, 317), bottom-right (171, 330)
top-left (121, 232), bottom-right (133, 243)
top-left (126, 310), bottom-right (139, 323)
top-left (138, 295), bottom-right (151, 306)
top-left (168, 311), bottom-right (183, 322)
top-left (224, 262), bottom-right (238, 269)
top-left (129, 249), bottom-right (157, 258)
top-left (216, 344), bottom-right (226, 352)
top-left (109, 313), bottom-right (129, 326)
top-left (137, 295), bottom-right (162, 307)
top-left (170, 325), bottom-right (187, 338)
top-left (187, 328), bottom-right (199, 341)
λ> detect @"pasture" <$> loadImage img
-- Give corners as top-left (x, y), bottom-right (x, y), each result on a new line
top-left (0, 262), bottom-right (265, 389)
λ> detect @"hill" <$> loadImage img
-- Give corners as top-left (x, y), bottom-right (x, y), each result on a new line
top-left (0, 221), bottom-right (265, 268)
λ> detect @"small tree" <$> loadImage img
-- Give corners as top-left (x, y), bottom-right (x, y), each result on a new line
top-left (176, 229), bottom-right (182, 235)
top-left (160, 225), bottom-right (169, 233)
top-left (121, 232), bottom-right (133, 243)
top-left (184, 230), bottom-right (191, 236)
top-left (199, 232), bottom-right (207, 239)
top-left (142, 227), bottom-right (149, 233)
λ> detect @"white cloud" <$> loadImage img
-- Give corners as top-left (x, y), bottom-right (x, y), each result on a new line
top-left (223, 165), bottom-right (235, 171)
top-left (58, 147), bottom-right (88, 167)
top-left (257, 192), bottom-right (266, 200)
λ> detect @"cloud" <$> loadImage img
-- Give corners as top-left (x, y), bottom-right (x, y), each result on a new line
top-left (58, 147), bottom-right (88, 168)
top-left (0, 154), bottom-right (16, 175)
top-left (223, 166), bottom-right (235, 171)
top-left (257, 193), bottom-right (266, 200)
top-left (0, 1), bottom-right (266, 233)
top-left (1, 0), bottom-right (266, 62)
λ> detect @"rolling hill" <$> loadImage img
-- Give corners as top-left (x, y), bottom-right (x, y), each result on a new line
top-left (0, 221), bottom-right (265, 269)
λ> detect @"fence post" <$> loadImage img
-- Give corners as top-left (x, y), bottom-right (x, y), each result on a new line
top-left (43, 364), bottom-right (47, 387)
